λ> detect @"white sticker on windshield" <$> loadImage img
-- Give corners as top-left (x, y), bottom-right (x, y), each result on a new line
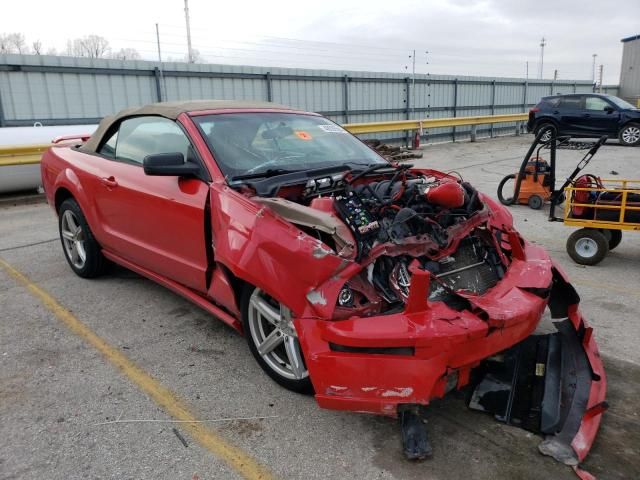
top-left (318, 124), bottom-right (347, 133)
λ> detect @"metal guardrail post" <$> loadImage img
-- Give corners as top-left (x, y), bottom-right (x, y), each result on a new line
top-left (266, 72), bottom-right (273, 102)
top-left (343, 75), bottom-right (350, 123)
top-left (153, 67), bottom-right (163, 102)
top-left (470, 124), bottom-right (477, 142)
top-left (452, 78), bottom-right (458, 142)
top-left (490, 80), bottom-right (496, 138)
top-left (0, 83), bottom-right (6, 127)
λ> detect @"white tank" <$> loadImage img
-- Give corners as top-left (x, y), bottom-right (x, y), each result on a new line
top-left (0, 125), bottom-right (98, 194)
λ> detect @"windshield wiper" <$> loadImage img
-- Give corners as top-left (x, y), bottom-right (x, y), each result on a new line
top-left (348, 162), bottom-right (411, 182)
top-left (232, 168), bottom-right (302, 181)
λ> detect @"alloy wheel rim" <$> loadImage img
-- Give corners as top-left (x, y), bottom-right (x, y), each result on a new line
top-left (248, 289), bottom-right (308, 380)
top-left (575, 237), bottom-right (598, 259)
top-left (540, 129), bottom-right (553, 142)
top-left (61, 210), bottom-right (87, 269)
top-left (622, 127), bottom-right (640, 144)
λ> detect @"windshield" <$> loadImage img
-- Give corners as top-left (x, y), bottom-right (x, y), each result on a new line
top-left (607, 95), bottom-right (636, 110)
top-left (193, 112), bottom-right (386, 179)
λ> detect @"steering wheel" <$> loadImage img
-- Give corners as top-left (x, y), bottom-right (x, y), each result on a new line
top-left (245, 151), bottom-right (307, 174)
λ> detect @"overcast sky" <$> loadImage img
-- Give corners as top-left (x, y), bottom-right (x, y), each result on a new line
top-left (4, 0), bottom-right (638, 84)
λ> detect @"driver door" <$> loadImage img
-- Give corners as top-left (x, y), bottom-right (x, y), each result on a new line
top-left (89, 116), bottom-right (211, 292)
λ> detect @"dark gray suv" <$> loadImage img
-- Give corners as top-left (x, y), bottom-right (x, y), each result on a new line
top-left (527, 93), bottom-right (640, 146)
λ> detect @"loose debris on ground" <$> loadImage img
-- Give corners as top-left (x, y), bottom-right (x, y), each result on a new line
top-left (363, 139), bottom-right (423, 161)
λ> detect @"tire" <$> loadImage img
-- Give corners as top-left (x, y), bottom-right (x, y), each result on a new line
top-left (600, 229), bottom-right (622, 250)
top-left (535, 122), bottom-right (557, 143)
top-left (241, 285), bottom-right (313, 394)
top-left (527, 194), bottom-right (544, 210)
top-left (58, 198), bottom-right (107, 278)
top-left (497, 174), bottom-right (516, 205)
top-left (618, 123), bottom-right (640, 146)
top-left (566, 228), bottom-right (609, 266)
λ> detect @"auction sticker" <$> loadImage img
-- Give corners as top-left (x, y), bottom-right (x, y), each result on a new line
top-left (318, 124), bottom-right (347, 133)
top-left (295, 131), bottom-right (313, 140)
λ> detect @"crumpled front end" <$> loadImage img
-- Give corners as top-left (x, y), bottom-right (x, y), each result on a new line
top-left (295, 237), bottom-right (552, 414)
top-left (214, 164), bottom-right (606, 470)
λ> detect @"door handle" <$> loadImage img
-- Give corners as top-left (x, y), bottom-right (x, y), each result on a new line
top-left (100, 176), bottom-right (118, 188)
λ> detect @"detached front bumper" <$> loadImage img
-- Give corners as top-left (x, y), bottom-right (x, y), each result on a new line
top-left (295, 241), bottom-right (606, 468)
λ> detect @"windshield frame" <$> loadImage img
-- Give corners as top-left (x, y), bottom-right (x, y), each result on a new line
top-left (190, 110), bottom-right (388, 183)
top-left (606, 95), bottom-right (636, 110)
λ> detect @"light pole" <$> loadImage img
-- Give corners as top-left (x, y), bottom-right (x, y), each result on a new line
top-left (592, 53), bottom-right (597, 83)
top-left (539, 37), bottom-right (546, 79)
top-left (184, 0), bottom-right (194, 63)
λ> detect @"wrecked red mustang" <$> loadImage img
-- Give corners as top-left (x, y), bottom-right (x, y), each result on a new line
top-left (41, 100), bottom-right (606, 469)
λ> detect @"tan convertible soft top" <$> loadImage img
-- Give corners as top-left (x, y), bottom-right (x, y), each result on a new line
top-left (81, 100), bottom-right (300, 153)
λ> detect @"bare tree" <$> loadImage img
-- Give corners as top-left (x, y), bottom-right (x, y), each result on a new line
top-left (188, 48), bottom-right (205, 63)
top-left (111, 48), bottom-right (141, 61)
top-left (32, 40), bottom-right (43, 55)
top-left (67, 35), bottom-right (111, 58)
top-left (0, 34), bottom-right (11, 53)
top-left (0, 33), bottom-right (30, 54)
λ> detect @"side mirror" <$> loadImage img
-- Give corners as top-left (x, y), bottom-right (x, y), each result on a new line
top-left (143, 152), bottom-right (201, 177)
top-left (604, 106), bottom-right (615, 114)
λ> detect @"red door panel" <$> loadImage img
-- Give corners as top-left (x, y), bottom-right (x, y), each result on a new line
top-left (91, 160), bottom-right (209, 292)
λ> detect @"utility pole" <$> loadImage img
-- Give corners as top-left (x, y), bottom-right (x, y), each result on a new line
top-left (184, 0), bottom-right (194, 63)
top-left (553, 69), bottom-right (558, 81)
top-left (410, 49), bottom-right (416, 117)
top-left (155, 23), bottom-right (166, 100)
top-left (598, 65), bottom-right (604, 93)
top-left (526, 61), bottom-right (529, 79)
top-left (539, 37), bottom-right (546, 79)
top-left (591, 54), bottom-right (597, 83)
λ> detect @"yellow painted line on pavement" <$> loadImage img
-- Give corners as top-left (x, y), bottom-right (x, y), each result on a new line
top-left (0, 257), bottom-right (275, 480)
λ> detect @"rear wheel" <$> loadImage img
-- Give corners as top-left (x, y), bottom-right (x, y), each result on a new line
top-left (619, 123), bottom-right (640, 146)
top-left (566, 228), bottom-right (609, 266)
top-left (58, 198), bottom-right (107, 278)
top-left (535, 122), bottom-right (557, 143)
top-left (241, 286), bottom-right (313, 394)
top-left (497, 174), bottom-right (516, 205)
top-left (600, 229), bottom-right (622, 250)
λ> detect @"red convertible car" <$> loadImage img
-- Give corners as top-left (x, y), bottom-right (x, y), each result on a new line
top-left (41, 100), bottom-right (605, 470)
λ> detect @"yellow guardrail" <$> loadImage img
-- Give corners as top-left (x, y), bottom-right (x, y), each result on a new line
top-left (0, 143), bottom-right (50, 167)
top-left (0, 113), bottom-right (529, 167)
top-left (343, 113), bottom-right (528, 134)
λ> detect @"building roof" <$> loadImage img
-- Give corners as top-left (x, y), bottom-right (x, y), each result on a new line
top-left (621, 34), bottom-right (640, 43)
top-left (82, 100), bottom-right (299, 153)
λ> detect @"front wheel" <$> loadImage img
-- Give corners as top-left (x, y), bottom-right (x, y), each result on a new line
top-left (242, 286), bottom-right (313, 394)
top-left (566, 228), bottom-right (609, 266)
top-left (619, 123), bottom-right (640, 146)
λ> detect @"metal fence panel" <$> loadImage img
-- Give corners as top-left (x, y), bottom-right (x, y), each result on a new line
top-left (0, 53), bottom-right (606, 142)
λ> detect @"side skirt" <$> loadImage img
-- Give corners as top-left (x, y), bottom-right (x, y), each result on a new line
top-left (102, 250), bottom-right (242, 331)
